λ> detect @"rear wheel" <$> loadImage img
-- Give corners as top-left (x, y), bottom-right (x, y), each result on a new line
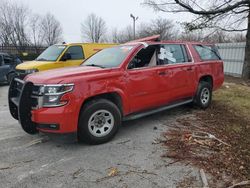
top-left (194, 81), bottom-right (212, 109)
top-left (78, 99), bottom-right (121, 145)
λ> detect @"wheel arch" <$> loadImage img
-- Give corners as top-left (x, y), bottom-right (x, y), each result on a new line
top-left (79, 92), bottom-right (124, 117)
top-left (199, 75), bottom-right (213, 89)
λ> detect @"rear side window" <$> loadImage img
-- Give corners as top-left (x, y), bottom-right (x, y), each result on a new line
top-left (161, 44), bottom-right (189, 64)
top-left (65, 46), bottom-right (84, 60)
top-left (194, 45), bottom-right (221, 61)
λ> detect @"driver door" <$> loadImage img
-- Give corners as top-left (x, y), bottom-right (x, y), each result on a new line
top-left (125, 45), bottom-right (171, 113)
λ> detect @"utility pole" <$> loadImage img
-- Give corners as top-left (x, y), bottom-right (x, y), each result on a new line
top-left (130, 14), bottom-right (138, 40)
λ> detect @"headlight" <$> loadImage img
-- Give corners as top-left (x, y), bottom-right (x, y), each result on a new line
top-left (26, 69), bottom-right (38, 74)
top-left (37, 84), bottom-right (74, 107)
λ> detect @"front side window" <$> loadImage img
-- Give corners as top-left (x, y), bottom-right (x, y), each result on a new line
top-left (83, 46), bottom-right (134, 68)
top-left (194, 45), bottom-right (221, 61)
top-left (3, 55), bottom-right (12, 65)
top-left (36, 45), bottom-right (66, 61)
top-left (64, 46), bottom-right (84, 60)
top-left (128, 45), bottom-right (158, 69)
top-left (0, 56), bottom-right (3, 66)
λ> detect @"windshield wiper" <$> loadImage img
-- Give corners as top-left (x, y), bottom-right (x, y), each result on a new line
top-left (85, 64), bottom-right (105, 68)
top-left (36, 58), bottom-right (48, 61)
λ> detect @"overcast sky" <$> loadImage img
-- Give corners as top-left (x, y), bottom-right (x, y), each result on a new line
top-left (13, 0), bottom-right (192, 42)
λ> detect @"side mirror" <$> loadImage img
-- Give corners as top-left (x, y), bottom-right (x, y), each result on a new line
top-left (61, 53), bottom-right (72, 61)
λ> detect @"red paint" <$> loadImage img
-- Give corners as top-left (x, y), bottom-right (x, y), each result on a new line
top-left (26, 41), bottom-right (224, 134)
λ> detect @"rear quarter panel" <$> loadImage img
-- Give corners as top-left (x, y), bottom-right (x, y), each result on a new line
top-left (188, 43), bottom-right (224, 91)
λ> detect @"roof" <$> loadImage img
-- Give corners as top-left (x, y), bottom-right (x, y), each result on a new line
top-left (54, 42), bottom-right (117, 46)
top-left (125, 35), bottom-right (215, 46)
top-left (0, 52), bottom-right (10, 56)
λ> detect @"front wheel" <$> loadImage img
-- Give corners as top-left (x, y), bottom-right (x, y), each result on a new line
top-left (194, 81), bottom-right (212, 109)
top-left (78, 99), bottom-right (121, 145)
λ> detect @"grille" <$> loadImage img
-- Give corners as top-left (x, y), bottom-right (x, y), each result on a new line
top-left (10, 78), bottom-right (39, 109)
top-left (15, 69), bottom-right (27, 79)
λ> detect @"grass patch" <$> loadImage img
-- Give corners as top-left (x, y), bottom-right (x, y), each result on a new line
top-left (214, 83), bottom-right (250, 119)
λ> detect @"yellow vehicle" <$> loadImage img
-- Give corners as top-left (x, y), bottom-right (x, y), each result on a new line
top-left (15, 43), bottom-right (116, 79)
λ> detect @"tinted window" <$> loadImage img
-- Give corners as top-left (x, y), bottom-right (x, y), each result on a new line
top-left (0, 56), bottom-right (3, 66)
top-left (194, 45), bottom-right (221, 60)
top-left (15, 57), bottom-right (22, 64)
top-left (3, 55), bottom-right (12, 65)
top-left (83, 46), bottom-right (134, 68)
top-left (65, 46), bottom-right (84, 60)
top-left (161, 44), bottom-right (188, 64)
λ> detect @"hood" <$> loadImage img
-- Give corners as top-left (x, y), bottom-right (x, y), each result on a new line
top-left (25, 66), bottom-right (106, 84)
top-left (15, 60), bottom-right (54, 70)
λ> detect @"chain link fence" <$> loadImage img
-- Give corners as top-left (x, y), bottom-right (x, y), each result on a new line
top-left (0, 45), bottom-right (47, 60)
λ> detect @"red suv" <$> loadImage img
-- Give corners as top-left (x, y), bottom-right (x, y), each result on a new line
top-left (9, 36), bottom-right (224, 144)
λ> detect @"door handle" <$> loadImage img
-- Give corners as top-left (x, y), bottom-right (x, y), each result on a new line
top-left (187, 67), bottom-right (193, 71)
top-left (158, 71), bottom-right (167, 76)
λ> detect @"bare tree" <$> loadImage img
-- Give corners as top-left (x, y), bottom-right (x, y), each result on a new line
top-left (0, 0), bottom-right (29, 51)
top-left (179, 30), bottom-right (205, 42)
top-left (29, 14), bottom-right (45, 52)
top-left (144, 0), bottom-right (250, 79)
top-left (0, 1), bottom-right (12, 45)
top-left (81, 13), bottom-right (107, 43)
top-left (111, 18), bottom-right (176, 43)
top-left (40, 13), bottom-right (63, 46)
top-left (138, 18), bottom-right (177, 40)
top-left (111, 26), bottom-right (134, 43)
top-left (231, 33), bottom-right (246, 42)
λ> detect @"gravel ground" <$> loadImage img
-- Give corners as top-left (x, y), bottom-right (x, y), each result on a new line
top-left (0, 85), bottom-right (202, 188)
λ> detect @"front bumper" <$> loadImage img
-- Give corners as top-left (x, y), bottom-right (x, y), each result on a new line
top-left (8, 78), bottom-right (78, 134)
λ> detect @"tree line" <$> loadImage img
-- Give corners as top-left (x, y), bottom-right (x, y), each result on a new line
top-left (0, 0), bottom-right (244, 50)
top-left (81, 13), bottom-right (246, 44)
top-left (0, 0), bottom-right (63, 53)
top-left (0, 0), bottom-right (249, 78)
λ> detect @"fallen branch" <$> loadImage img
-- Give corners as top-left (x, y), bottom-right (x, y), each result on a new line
top-left (96, 169), bottom-right (157, 182)
top-left (200, 169), bottom-right (209, 188)
top-left (227, 180), bottom-right (250, 188)
top-left (72, 168), bottom-right (84, 179)
top-left (165, 159), bottom-right (181, 167)
top-left (0, 166), bottom-right (14, 170)
top-left (116, 139), bottom-right (131, 144)
top-left (192, 131), bottom-right (231, 147)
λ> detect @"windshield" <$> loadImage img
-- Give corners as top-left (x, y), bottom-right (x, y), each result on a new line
top-left (83, 46), bottom-right (134, 68)
top-left (36, 45), bottom-right (66, 61)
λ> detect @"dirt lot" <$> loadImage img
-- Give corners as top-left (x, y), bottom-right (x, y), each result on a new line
top-left (162, 77), bottom-right (250, 188)
top-left (0, 76), bottom-right (249, 188)
top-left (0, 84), bottom-right (202, 188)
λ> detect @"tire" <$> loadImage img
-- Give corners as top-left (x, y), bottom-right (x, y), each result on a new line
top-left (194, 81), bottom-right (212, 109)
top-left (78, 99), bottom-right (121, 145)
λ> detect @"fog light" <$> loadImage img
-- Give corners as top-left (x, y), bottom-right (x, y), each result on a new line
top-left (37, 123), bottom-right (59, 130)
top-left (48, 95), bottom-right (59, 102)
